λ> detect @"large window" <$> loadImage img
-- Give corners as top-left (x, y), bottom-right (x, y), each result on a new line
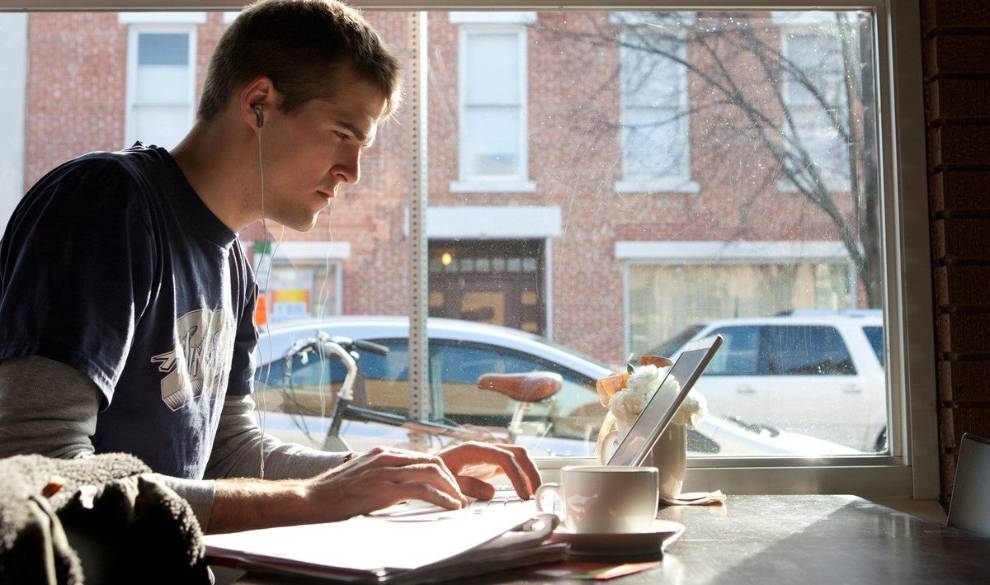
top-left (626, 259), bottom-right (853, 354)
top-left (615, 15), bottom-right (696, 192)
top-left (2, 2), bottom-right (936, 499)
top-left (452, 12), bottom-right (534, 192)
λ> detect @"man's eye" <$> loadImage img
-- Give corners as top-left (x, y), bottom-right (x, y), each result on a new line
top-left (334, 131), bottom-right (349, 141)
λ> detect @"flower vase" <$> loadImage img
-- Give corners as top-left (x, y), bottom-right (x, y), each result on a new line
top-left (650, 421), bottom-right (687, 502)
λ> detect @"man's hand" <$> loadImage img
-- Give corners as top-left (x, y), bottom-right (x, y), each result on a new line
top-left (437, 441), bottom-right (542, 501)
top-left (210, 442), bottom-right (542, 533)
top-left (303, 446), bottom-right (469, 520)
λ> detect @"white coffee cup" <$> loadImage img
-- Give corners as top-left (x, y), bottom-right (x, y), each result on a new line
top-left (535, 465), bottom-right (659, 533)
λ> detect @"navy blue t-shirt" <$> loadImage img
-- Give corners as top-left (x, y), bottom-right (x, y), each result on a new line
top-left (0, 144), bottom-right (257, 479)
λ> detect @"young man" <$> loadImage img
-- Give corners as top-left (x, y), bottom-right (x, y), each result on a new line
top-left (0, 0), bottom-right (540, 534)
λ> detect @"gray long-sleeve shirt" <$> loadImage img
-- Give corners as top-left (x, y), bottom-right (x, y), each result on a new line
top-left (0, 355), bottom-right (352, 531)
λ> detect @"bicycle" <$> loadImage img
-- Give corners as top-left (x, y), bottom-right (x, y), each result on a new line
top-left (276, 332), bottom-right (564, 452)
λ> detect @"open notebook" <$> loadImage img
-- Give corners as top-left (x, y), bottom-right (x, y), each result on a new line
top-left (205, 503), bottom-right (564, 583)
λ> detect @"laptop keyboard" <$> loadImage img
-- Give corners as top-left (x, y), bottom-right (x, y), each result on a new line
top-left (373, 486), bottom-right (525, 520)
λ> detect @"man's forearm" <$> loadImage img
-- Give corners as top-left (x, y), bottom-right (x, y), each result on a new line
top-left (209, 476), bottom-right (314, 533)
top-left (206, 394), bottom-right (353, 481)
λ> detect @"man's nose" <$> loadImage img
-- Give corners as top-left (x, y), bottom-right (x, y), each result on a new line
top-left (332, 149), bottom-right (361, 185)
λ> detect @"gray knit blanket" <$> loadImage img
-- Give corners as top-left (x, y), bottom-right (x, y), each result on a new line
top-left (0, 453), bottom-right (210, 585)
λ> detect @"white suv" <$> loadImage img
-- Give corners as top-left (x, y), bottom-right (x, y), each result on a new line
top-left (652, 310), bottom-right (886, 453)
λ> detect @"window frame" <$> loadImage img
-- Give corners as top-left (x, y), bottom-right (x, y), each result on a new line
top-left (123, 20), bottom-right (198, 149)
top-left (452, 19), bottom-right (535, 193)
top-left (4, 0), bottom-right (937, 501)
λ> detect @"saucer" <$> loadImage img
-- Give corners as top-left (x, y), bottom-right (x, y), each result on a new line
top-left (548, 519), bottom-right (685, 558)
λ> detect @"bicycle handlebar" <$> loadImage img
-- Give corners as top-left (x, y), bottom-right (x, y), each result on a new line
top-left (349, 338), bottom-right (389, 356)
top-left (285, 334), bottom-right (389, 359)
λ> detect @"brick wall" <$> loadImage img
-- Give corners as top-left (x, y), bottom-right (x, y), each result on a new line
top-left (25, 13), bottom-right (126, 189)
top-left (921, 0), bottom-right (990, 507)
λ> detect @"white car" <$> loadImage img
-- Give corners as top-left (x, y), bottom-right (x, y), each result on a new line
top-left (252, 316), bottom-right (859, 457)
top-left (651, 310), bottom-right (886, 452)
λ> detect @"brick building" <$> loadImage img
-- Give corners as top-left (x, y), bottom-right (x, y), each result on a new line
top-left (17, 9), bottom-right (870, 365)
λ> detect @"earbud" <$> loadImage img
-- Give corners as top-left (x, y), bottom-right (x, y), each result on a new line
top-left (254, 105), bottom-right (264, 129)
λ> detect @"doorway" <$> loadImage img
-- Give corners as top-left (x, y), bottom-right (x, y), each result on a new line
top-left (428, 240), bottom-right (545, 335)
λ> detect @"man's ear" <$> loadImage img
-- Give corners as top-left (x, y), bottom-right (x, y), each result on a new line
top-left (238, 76), bottom-right (278, 131)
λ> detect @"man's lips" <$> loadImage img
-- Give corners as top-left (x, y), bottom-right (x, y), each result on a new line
top-left (317, 189), bottom-right (334, 201)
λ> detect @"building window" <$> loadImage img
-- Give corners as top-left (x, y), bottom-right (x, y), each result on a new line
top-left (452, 14), bottom-right (535, 193)
top-left (626, 260), bottom-right (853, 354)
top-left (265, 261), bottom-right (341, 324)
top-left (780, 28), bottom-right (851, 192)
top-left (616, 26), bottom-right (696, 193)
top-left (125, 25), bottom-right (196, 150)
top-left (253, 241), bottom-right (348, 325)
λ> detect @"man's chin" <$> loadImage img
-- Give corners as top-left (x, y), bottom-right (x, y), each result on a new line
top-left (279, 211), bottom-right (323, 233)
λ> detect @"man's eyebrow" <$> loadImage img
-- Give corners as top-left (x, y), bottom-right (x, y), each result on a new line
top-left (336, 120), bottom-right (368, 142)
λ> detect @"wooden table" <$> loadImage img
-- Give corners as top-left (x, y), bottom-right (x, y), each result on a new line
top-left (228, 495), bottom-right (990, 584)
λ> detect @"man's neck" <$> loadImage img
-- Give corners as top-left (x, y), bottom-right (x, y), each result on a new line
top-left (170, 119), bottom-right (259, 233)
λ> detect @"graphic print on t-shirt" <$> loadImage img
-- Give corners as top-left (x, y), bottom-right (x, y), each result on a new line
top-left (151, 308), bottom-right (236, 411)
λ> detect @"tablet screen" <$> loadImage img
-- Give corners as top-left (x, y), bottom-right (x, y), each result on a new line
top-left (607, 337), bottom-right (720, 467)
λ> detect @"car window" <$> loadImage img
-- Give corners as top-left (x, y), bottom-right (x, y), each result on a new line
top-left (762, 325), bottom-right (856, 376)
top-left (431, 341), bottom-right (605, 453)
top-left (254, 338), bottom-right (410, 416)
top-left (704, 326), bottom-right (760, 375)
top-left (863, 326), bottom-right (884, 366)
top-left (254, 351), bottom-right (346, 389)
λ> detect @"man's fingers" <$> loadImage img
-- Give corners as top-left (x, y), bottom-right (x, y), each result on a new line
top-left (495, 443), bottom-right (542, 494)
top-left (442, 442), bottom-right (534, 499)
top-left (456, 475), bottom-right (496, 500)
top-left (394, 482), bottom-right (464, 511)
top-left (378, 453), bottom-right (463, 494)
top-left (488, 447), bottom-right (534, 499)
top-left (355, 450), bottom-right (461, 487)
top-left (367, 463), bottom-right (466, 504)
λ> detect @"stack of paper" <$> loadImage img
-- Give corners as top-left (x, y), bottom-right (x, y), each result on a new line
top-left (204, 503), bottom-right (566, 583)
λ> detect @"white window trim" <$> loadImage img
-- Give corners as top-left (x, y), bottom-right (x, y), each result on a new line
top-left (124, 23), bottom-right (197, 149)
top-left (449, 179), bottom-right (536, 193)
top-left (13, 0), bottom-right (938, 501)
top-left (615, 240), bottom-right (850, 263)
top-left (776, 24), bottom-right (852, 194)
top-left (408, 206), bottom-right (561, 238)
top-left (615, 26), bottom-right (695, 192)
top-left (449, 11), bottom-right (536, 24)
top-left (453, 23), bottom-right (533, 192)
top-left (118, 12), bottom-right (206, 24)
top-left (615, 177), bottom-right (700, 194)
top-left (223, 11), bottom-right (238, 23)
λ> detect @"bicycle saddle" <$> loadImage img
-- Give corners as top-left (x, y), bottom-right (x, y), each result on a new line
top-left (476, 372), bottom-right (562, 402)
